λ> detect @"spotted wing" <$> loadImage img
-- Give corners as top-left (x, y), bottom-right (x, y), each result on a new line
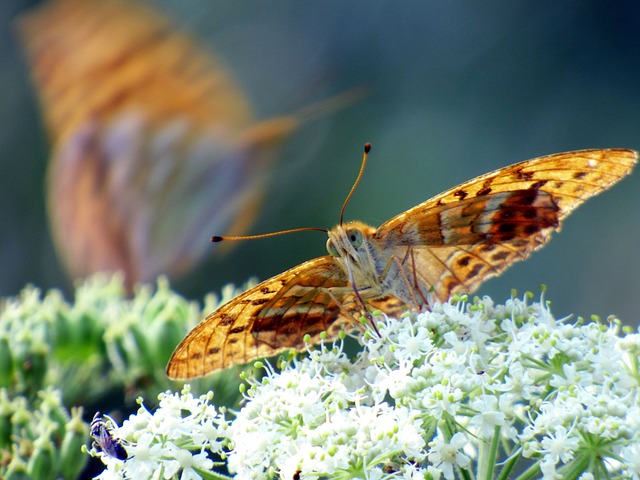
top-left (377, 149), bottom-right (637, 303)
top-left (167, 256), bottom-right (362, 379)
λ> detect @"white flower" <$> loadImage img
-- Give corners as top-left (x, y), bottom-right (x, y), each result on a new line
top-left (395, 324), bottom-right (433, 361)
top-left (468, 394), bottom-right (506, 440)
top-left (620, 443), bottom-right (640, 479)
top-left (89, 385), bottom-right (226, 480)
top-left (165, 444), bottom-right (213, 480)
top-left (122, 433), bottom-right (164, 478)
top-left (427, 432), bottom-right (471, 480)
top-left (538, 425), bottom-right (579, 465)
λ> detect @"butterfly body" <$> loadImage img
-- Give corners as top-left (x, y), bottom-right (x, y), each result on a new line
top-left (167, 148), bottom-right (637, 379)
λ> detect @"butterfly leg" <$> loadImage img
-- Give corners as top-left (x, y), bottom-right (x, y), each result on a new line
top-left (378, 247), bottom-right (430, 311)
top-left (324, 283), bottom-right (381, 336)
top-left (342, 256), bottom-right (380, 334)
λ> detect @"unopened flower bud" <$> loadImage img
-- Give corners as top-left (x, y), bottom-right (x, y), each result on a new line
top-left (58, 409), bottom-right (90, 480)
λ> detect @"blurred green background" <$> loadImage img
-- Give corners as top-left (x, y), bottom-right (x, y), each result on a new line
top-left (2, 0), bottom-right (639, 325)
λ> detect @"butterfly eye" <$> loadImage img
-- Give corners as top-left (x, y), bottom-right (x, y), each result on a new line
top-left (326, 239), bottom-right (340, 257)
top-left (346, 228), bottom-right (363, 248)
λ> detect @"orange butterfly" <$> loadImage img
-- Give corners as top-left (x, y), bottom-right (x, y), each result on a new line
top-left (166, 147), bottom-right (636, 379)
top-left (17, 0), bottom-right (344, 290)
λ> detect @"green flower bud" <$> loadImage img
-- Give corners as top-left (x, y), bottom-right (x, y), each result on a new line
top-left (130, 324), bottom-right (153, 371)
top-left (58, 409), bottom-right (89, 480)
top-left (0, 337), bottom-right (14, 388)
top-left (38, 388), bottom-right (69, 440)
top-left (4, 456), bottom-right (30, 480)
top-left (0, 412), bottom-right (11, 449)
top-left (0, 391), bottom-right (14, 449)
top-left (152, 317), bottom-right (185, 367)
top-left (10, 397), bottom-right (31, 437)
top-left (27, 436), bottom-right (57, 480)
top-left (19, 345), bottom-right (48, 393)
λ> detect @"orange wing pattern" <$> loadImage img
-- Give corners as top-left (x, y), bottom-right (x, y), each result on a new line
top-left (377, 149), bottom-right (637, 302)
top-left (167, 257), bottom-right (357, 379)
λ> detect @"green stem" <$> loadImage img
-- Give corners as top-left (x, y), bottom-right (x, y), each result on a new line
top-left (478, 426), bottom-right (501, 480)
top-left (495, 451), bottom-right (520, 480)
top-left (555, 454), bottom-right (591, 480)
top-left (511, 459), bottom-right (542, 480)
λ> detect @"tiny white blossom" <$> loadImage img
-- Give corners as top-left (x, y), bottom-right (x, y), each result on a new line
top-left (166, 444), bottom-right (213, 480)
top-left (89, 386), bottom-right (226, 480)
top-left (620, 443), bottom-right (640, 479)
top-left (538, 425), bottom-right (579, 465)
top-left (427, 432), bottom-right (471, 480)
top-left (123, 433), bottom-right (164, 478)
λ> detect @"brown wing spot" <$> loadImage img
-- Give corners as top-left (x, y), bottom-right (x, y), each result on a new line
top-left (300, 318), bottom-right (328, 336)
top-left (229, 325), bottom-right (247, 334)
top-left (457, 255), bottom-right (471, 267)
top-left (441, 276), bottom-right (460, 297)
top-left (454, 189), bottom-right (468, 200)
top-left (477, 186), bottom-right (492, 196)
top-left (479, 243), bottom-right (497, 253)
top-left (261, 287), bottom-right (274, 294)
top-left (219, 314), bottom-right (234, 326)
top-left (207, 347), bottom-right (220, 355)
top-left (491, 251), bottom-right (510, 262)
top-left (226, 337), bottom-right (239, 345)
top-left (278, 323), bottom-right (299, 337)
top-left (511, 238), bottom-right (530, 247)
top-left (573, 171), bottom-right (587, 179)
top-left (498, 223), bottom-right (516, 234)
top-left (251, 314), bottom-right (282, 334)
top-left (251, 298), bottom-right (270, 306)
top-left (529, 179), bottom-right (549, 190)
top-left (495, 233), bottom-right (516, 242)
top-left (465, 263), bottom-right (484, 281)
top-left (523, 224), bottom-right (542, 235)
top-left (515, 168), bottom-right (535, 180)
top-left (191, 351), bottom-right (203, 360)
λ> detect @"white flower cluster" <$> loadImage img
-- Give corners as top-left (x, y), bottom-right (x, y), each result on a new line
top-left (90, 386), bottom-right (229, 480)
top-left (90, 294), bottom-right (640, 480)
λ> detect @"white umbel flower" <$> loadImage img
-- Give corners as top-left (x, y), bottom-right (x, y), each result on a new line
top-left (89, 293), bottom-right (640, 480)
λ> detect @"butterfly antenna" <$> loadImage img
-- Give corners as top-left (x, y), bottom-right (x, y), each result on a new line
top-left (340, 143), bottom-right (371, 226)
top-left (212, 227), bottom-right (328, 243)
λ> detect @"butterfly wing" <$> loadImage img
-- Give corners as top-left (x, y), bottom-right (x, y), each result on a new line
top-left (167, 256), bottom-right (362, 379)
top-left (17, 0), bottom-right (297, 288)
top-left (377, 149), bottom-right (637, 303)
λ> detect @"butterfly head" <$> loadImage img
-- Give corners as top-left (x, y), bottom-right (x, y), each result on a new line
top-left (326, 221), bottom-right (377, 272)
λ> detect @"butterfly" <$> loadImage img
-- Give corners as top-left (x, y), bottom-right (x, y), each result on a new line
top-left (166, 146), bottom-right (637, 379)
top-left (90, 412), bottom-right (128, 461)
top-left (17, 0), bottom-right (347, 290)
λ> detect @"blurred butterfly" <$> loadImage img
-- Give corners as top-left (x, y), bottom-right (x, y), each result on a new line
top-left (17, 0), bottom-right (348, 290)
top-left (90, 412), bottom-right (128, 461)
top-left (166, 146), bottom-right (636, 378)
